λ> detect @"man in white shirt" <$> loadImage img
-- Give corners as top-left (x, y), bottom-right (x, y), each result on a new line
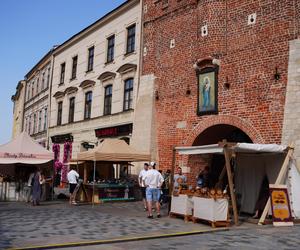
top-left (139, 163), bottom-right (149, 211)
top-left (143, 162), bottom-right (164, 218)
top-left (67, 166), bottom-right (79, 205)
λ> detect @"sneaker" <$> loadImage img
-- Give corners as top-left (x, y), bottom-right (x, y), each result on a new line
top-left (144, 207), bottom-right (147, 211)
top-left (157, 214), bottom-right (161, 218)
top-left (72, 202), bottom-right (78, 205)
top-left (147, 215), bottom-right (153, 219)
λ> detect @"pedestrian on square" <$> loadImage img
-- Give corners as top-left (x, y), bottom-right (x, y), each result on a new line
top-left (139, 163), bottom-right (149, 211)
top-left (32, 168), bottom-right (42, 206)
top-left (67, 166), bottom-right (79, 205)
top-left (25, 169), bottom-right (35, 203)
top-left (143, 162), bottom-right (164, 219)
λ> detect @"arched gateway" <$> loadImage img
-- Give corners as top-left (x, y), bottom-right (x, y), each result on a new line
top-left (180, 116), bottom-right (264, 188)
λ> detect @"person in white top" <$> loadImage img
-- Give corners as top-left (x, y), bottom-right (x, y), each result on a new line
top-left (67, 166), bottom-right (79, 205)
top-left (139, 163), bottom-right (149, 211)
top-left (143, 162), bottom-right (164, 218)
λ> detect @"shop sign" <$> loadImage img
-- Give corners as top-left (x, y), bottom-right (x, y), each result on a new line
top-left (51, 134), bottom-right (73, 144)
top-left (269, 184), bottom-right (294, 226)
top-left (95, 124), bottom-right (132, 138)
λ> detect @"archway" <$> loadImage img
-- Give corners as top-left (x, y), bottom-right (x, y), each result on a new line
top-left (187, 124), bottom-right (253, 188)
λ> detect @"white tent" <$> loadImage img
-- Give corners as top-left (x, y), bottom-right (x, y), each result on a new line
top-left (175, 143), bottom-right (300, 221)
top-left (0, 132), bottom-right (53, 164)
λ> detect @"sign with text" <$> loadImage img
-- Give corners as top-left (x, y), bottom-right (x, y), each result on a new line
top-left (269, 184), bottom-right (293, 227)
top-left (95, 124), bottom-right (132, 138)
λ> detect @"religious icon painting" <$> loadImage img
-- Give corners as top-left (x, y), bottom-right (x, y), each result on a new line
top-left (197, 67), bottom-right (218, 115)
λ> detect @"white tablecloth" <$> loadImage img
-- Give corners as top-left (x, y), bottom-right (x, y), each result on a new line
top-left (193, 197), bottom-right (228, 222)
top-left (170, 194), bottom-right (193, 215)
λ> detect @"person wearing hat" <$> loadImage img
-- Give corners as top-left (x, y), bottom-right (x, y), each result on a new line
top-left (138, 163), bottom-right (149, 210)
top-left (143, 162), bottom-right (164, 218)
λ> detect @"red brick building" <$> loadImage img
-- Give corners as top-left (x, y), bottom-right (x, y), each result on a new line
top-left (142, 0), bottom-right (300, 186)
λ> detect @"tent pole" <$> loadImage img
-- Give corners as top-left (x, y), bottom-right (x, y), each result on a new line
top-left (258, 143), bottom-right (294, 225)
top-left (224, 144), bottom-right (239, 226)
top-left (93, 160), bottom-right (96, 207)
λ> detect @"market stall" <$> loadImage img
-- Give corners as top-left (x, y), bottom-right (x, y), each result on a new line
top-left (76, 138), bottom-right (150, 204)
top-left (171, 141), bottom-right (300, 226)
top-left (0, 132), bottom-right (54, 201)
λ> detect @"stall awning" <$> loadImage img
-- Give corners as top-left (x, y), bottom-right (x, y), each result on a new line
top-left (176, 144), bottom-right (223, 155)
top-left (77, 138), bottom-right (150, 162)
top-left (0, 132), bottom-right (53, 164)
top-left (176, 143), bottom-right (288, 155)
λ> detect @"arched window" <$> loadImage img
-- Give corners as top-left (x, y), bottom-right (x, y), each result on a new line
top-left (104, 85), bottom-right (112, 115)
top-left (123, 78), bottom-right (133, 111)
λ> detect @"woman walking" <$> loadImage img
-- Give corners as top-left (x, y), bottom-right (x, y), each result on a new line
top-left (32, 168), bottom-right (42, 206)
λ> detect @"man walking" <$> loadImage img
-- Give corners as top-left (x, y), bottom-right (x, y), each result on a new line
top-left (139, 163), bottom-right (149, 211)
top-left (143, 162), bottom-right (164, 218)
top-left (67, 166), bottom-right (79, 205)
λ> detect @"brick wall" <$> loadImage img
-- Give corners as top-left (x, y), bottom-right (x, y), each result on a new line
top-left (142, 0), bottom-right (300, 176)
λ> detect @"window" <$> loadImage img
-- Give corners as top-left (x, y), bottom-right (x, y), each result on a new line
top-left (84, 91), bottom-right (92, 119)
top-left (31, 81), bottom-right (34, 97)
top-left (71, 56), bottom-right (78, 80)
top-left (38, 110), bottom-right (42, 132)
top-left (47, 68), bottom-right (50, 87)
top-left (42, 72), bottom-right (45, 90)
top-left (87, 46), bottom-right (94, 72)
top-left (57, 101), bottom-right (63, 125)
top-left (107, 35), bottom-right (115, 63)
top-left (104, 85), bottom-right (112, 115)
top-left (126, 24), bottom-right (136, 54)
top-left (33, 113), bottom-right (37, 134)
top-left (36, 77), bottom-right (39, 94)
top-left (60, 63), bottom-right (65, 84)
top-left (69, 97), bottom-right (75, 123)
top-left (44, 107), bottom-right (48, 131)
top-left (26, 84), bottom-right (30, 101)
top-left (25, 117), bottom-right (28, 132)
top-left (28, 115), bottom-right (32, 134)
top-left (123, 78), bottom-right (134, 111)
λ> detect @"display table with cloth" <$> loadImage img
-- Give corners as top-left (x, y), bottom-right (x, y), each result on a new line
top-left (192, 197), bottom-right (229, 226)
top-left (170, 194), bottom-right (193, 221)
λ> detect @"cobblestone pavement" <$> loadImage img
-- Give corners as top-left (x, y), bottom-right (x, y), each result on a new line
top-left (0, 201), bottom-right (212, 249)
top-left (1, 201), bottom-right (299, 250)
top-left (59, 225), bottom-right (300, 250)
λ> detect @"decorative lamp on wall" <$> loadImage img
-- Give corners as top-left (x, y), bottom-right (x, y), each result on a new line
top-left (186, 85), bottom-right (191, 96)
top-left (274, 67), bottom-right (281, 80)
top-left (155, 90), bottom-right (159, 100)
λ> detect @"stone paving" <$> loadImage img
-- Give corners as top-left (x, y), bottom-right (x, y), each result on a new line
top-left (0, 201), bottom-right (212, 249)
top-left (1, 201), bottom-right (299, 250)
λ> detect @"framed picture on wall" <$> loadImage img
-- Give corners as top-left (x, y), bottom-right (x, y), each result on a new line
top-left (197, 67), bottom-right (218, 115)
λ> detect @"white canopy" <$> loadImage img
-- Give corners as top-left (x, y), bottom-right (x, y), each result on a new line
top-left (77, 138), bottom-right (150, 162)
top-left (176, 143), bottom-right (288, 155)
top-left (0, 132), bottom-right (53, 164)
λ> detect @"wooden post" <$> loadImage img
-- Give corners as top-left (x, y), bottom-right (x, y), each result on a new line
top-left (223, 143), bottom-right (239, 226)
top-left (258, 144), bottom-right (294, 225)
top-left (170, 147), bottom-right (176, 195)
top-left (83, 162), bottom-right (87, 184)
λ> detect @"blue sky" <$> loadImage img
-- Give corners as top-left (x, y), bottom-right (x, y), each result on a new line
top-left (0, 0), bottom-right (126, 144)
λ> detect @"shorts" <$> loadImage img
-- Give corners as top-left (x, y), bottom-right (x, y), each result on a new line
top-left (140, 187), bottom-right (146, 199)
top-left (69, 183), bottom-right (77, 194)
top-left (146, 187), bottom-right (160, 202)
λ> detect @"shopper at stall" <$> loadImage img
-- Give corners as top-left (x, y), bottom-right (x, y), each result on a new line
top-left (161, 169), bottom-right (171, 204)
top-left (25, 169), bottom-right (35, 203)
top-left (174, 167), bottom-right (187, 189)
top-left (32, 168), bottom-right (42, 206)
top-left (139, 163), bottom-right (149, 210)
top-left (67, 166), bottom-right (79, 205)
top-left (143, 162), bottom-right (164, 218)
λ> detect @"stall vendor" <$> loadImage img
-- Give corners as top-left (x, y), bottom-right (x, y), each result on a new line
top-left (196, 166), bottom-right (209, 188)
top-left (174, 167), bottom-right (187, 188)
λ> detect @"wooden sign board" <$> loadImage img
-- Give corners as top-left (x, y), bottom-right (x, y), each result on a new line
top-left (269, 184), bottom-right (293, 226)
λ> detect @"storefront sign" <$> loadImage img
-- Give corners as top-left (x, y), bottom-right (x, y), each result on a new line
top-left (51, 134), bottom-right (73, 144)
top-left (269, 184), bottom-right (293, 226)
top-left (95, 124), bottom-right (132, 138)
